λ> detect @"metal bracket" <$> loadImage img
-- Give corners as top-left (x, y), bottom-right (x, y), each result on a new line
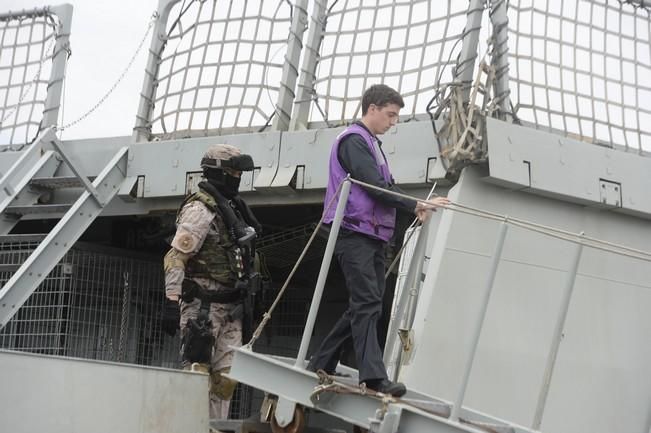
top-left (599, 179), bottom-right (622, 207)
top-left (48, 136), bottom-right (105, 206)
top-left (274, 397), bottom-right (297, 429)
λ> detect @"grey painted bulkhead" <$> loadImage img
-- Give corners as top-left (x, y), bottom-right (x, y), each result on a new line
top-left (401, 164), bottom-right (651, 433)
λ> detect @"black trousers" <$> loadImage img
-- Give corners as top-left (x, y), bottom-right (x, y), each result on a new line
top-left (308, 229), bottom-right (388, 383)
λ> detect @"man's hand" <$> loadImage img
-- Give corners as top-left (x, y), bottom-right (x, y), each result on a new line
top-left (414, 196), bottom-right (450, 222)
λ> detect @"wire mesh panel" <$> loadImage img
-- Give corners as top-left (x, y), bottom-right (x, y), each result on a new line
top-left (307, 0), bottom-right (470, 125)
top-left (149, 0), bottom-right (292, 140)
top-left (0, 9), bottom-right (58, 148)
top-left (0, 239), bottom-right (176, 366)
top-left (506, 0), bottom-right (651, 151)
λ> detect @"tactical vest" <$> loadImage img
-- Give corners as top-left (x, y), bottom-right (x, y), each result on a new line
top-left (177, 190), bottom-right (244, 285)
top-left (322, 123), bottom-right (396, 242)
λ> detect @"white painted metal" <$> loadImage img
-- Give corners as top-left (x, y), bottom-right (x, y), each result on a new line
top-left (230, 349), bottom-right (531, 433)
top-left (272, 0), bottom-right (309, 131)
top-left (0, 147), bottom-right (129, 328)
top-left (295, 179), bottom-right (351, 367)
top-left (454, 0), bottom-right (486, 102)
top-left (0, 150), bottom-right (59, 235)
top-left (485, 117), bottom-right (651, 218)
top-left (132, 0), bottom-right (181, 142)
top-left (488, 0), bottom-right (510, 119)
top-left (40, 4), bottom-right (73, 130)
top-left (0, 349), bottom-right (208, 433)
top-left (402, 166), bottom-right (651, 433)
top-left (532, 237), bottom-right (584, 430)
top-left (289, 0), bottom-right (328, 131)
top-left (450, 221), bottom-right (508, 422)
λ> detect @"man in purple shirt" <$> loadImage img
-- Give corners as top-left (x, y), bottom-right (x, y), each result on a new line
top-left (308, 85), bottom-right (449, 396)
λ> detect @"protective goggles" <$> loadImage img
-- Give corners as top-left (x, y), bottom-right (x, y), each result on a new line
top-left (201, 154), bottom-right (255, 171)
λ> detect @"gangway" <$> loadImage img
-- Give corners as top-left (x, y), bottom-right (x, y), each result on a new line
top-left (229, 171), bottom-right (651, 433)
top-left (229, 178), bottom-right (534, 433)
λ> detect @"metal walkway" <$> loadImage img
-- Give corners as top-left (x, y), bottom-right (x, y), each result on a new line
top-left (228, 179), bottom-right (536, 433)
top-left (229, 349), bottom-right (532, 433)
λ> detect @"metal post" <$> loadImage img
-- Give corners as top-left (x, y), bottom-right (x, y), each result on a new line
top-left (132, 0), bottom-right (181, 142)
top-left (450, 220), bottom-right (508, 422)
top-left (532, 235), bottom-right (584, 430)
top-left (295, 179), bottom-right (351, 367)
top-left (40, 4), bottom-right (73, 130)
top-left (272, 0), bottom-right (309, 131)
top-left (289, 0), bottom-right (328, 131)
top-left (453, 0), bottom-right (486, 103)
top-left (488, 0), bottom-right (511, 119)
top-left (383, 220), bottom-right (430, 381)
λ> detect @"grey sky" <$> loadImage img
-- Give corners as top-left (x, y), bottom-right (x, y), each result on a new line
top-left (2, 0), bottom-right (156, 140)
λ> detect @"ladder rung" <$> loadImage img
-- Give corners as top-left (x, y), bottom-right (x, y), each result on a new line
top-left (29, 176), bottom-right (96, 190)
top-left (0, 234), bottom-right (47, 244)
top-left (4, 204), bottom-right (72, 216)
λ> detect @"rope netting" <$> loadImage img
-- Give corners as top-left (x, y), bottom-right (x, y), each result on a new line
top-left (506, 0), bottom-right (651, 151)
top-left (308, 0), bottom-right (470, 125)
top-left (0, 10), bottom-right (58, 147)
top-left (149, 0), bottom-right (292, 139)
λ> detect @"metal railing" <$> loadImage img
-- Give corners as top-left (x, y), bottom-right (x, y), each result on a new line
top-left (288, 176), bottom-right (651, 430)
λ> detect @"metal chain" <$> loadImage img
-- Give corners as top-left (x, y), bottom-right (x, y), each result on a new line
top-left (57, 11), bottom-right (159, 131)
top-left (117, 271), bottom-right (131, 363)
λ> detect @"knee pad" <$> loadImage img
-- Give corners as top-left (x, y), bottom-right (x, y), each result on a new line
top-left (210, 367), bottom-right (238, 400)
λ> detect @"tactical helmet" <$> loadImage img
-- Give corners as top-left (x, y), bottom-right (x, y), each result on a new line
top-left (201, 144), bottom-right (254, 172)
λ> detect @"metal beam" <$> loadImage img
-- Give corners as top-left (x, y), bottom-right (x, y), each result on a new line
top-left (289, 0), bottom-right (328, 131)
top-left (488, 0), bottom-right (510, 119)
top-left (453, 0), bottom-right (486, 103)
top-left (532, 236), bottom-right (584, 430)
top-left (272, 0), bottom-right (309, 131)
top-left (450, 221), bottom-right (508, 422)
top-left (132, 0), bottom-right (181, 142)
top-left (40, 4), bottom-right (73, 130)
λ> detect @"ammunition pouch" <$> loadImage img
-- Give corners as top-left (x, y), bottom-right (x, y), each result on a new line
top-left (210, 367), bottom-right (238, 400)
top-left (180, 313), bottom-right (214, 364)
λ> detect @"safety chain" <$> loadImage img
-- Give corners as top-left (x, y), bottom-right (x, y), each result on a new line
top-left (57, 11), bottom-right (159, 131)
top-left (0, 14), bottom-right (58, 126)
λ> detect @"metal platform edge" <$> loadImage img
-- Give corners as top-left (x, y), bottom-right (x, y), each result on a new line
top-left (228, 348), bottom-right (534, 433)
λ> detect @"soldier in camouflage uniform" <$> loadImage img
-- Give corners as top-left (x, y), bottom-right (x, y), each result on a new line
top-left (164, 144), bottom-right (261, 420)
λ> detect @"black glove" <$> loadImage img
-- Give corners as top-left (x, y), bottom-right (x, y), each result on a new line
top-left (161, 298), bottom-right (180, 336)
top-left (181, 278), bottom-right (201, 303)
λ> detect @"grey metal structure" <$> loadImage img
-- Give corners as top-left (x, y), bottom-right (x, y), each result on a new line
top-left (0, 349), bottom-right (208, 433)
top-left (0, 1), bottom-right (650, 432)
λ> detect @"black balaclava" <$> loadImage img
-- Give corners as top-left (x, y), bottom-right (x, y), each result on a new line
top-left (204, 167), bottom-right (240, 199)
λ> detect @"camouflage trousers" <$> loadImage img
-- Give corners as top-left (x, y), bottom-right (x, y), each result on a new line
top-left (180, 277), bottom-right (242, 420)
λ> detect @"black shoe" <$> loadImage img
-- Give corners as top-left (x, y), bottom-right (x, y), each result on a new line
top-left (363, 379), bottom-right (407, 397)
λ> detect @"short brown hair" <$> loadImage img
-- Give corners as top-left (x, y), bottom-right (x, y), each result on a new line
top-left (361, 84), bottom-right (404, 115)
